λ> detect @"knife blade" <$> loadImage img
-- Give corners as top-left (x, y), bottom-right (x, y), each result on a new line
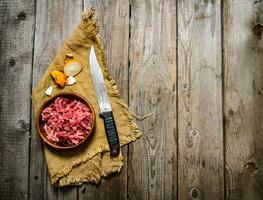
top-left (89, 45), bottom-right (120, 156)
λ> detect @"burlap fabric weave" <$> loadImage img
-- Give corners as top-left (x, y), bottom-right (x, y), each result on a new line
top-left (32, 7), bottom-right (141, 186)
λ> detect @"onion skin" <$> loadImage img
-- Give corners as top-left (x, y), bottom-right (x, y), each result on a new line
top-left (50, 70), bottom-right (67, 87)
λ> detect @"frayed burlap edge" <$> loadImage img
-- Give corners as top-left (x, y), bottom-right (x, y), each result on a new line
top-left (58, 153), bottom-right (124, 186)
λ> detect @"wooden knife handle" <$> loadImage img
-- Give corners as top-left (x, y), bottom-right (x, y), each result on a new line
top-left (99, 111), bottom-right (120, 156)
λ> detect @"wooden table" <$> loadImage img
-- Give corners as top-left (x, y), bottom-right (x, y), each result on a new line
top-left (1, 0), bottom-right (263, 199)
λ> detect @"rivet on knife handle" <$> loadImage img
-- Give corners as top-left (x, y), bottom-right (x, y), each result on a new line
top-left (99, 111), bottom-right (120, 156)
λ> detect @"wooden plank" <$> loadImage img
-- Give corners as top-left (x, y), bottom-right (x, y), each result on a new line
top-left (29, 1), bottom-right (82, 199)
top-left (84, 0), bottom-right (130, 101)
top-left (79, 1), bottom-right (129, 200)
top-left (177, 0), bottom-right (224, 199)
top-left (128, 1), bottom-right (177, 199)
top-left (224, 1), bottom-right (263, 199)
top-left (0, 0), bottom-right (35, 199)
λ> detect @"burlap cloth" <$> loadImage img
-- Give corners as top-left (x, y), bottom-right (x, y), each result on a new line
top-left (32, 8), bottom-right (141, 187)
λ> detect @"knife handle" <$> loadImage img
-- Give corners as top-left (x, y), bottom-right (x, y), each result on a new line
top-left (99, 111), bottom-right (120, 156)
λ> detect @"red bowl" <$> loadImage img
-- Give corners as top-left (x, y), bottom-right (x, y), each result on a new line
top-left (36, 92), bottom-right (96, 149)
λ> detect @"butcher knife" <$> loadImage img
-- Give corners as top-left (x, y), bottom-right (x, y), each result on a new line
top-left (89, 45), bottom-right (120, 156)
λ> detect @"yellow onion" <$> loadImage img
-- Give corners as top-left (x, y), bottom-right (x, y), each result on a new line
top-left (64, 53), bottom-right (82, 77)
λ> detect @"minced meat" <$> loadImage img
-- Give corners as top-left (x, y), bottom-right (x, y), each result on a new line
top-left (41, 96), bottom-right (93, 145)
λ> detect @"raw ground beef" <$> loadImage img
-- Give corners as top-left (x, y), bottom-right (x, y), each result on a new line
top-left (41, 96), bottom-right (93, 145)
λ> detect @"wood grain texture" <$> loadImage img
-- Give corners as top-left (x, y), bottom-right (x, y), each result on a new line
top-left (29, 1), bottom-right (82, 199)
top-left (79, 1), bottom-right (129, 200)
top-left (0, 0), bottom-right (35, 199)
top-left (224, 1), bottom-right (263, 199)
top-left (128, 0), bottom-right (177, 199)
top-left (177, 0), bottom-right (224, 199)
top-left (2, 1), bottom-right (263, 199)
top-left (84, 0), bottom-right (130, 101)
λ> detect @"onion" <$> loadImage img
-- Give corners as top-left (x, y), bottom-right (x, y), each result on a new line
top-left (64, 53), bottom-right (82, 77)
top-left (67, 76), bottom-right (76, 85)
top-left (45, 86), bottom-right (53, 96)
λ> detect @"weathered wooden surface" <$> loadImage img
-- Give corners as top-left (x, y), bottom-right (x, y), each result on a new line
top-left (1, 0), bottom-right (263, 200)
top-left (128, 0), bottom-right (177, 199)
top-left (224, 1), bottom-right (263, 199)
top-left (0, 0), bottom-right (35, 199)
top-left (177, 0), bottom-right (224, 199)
